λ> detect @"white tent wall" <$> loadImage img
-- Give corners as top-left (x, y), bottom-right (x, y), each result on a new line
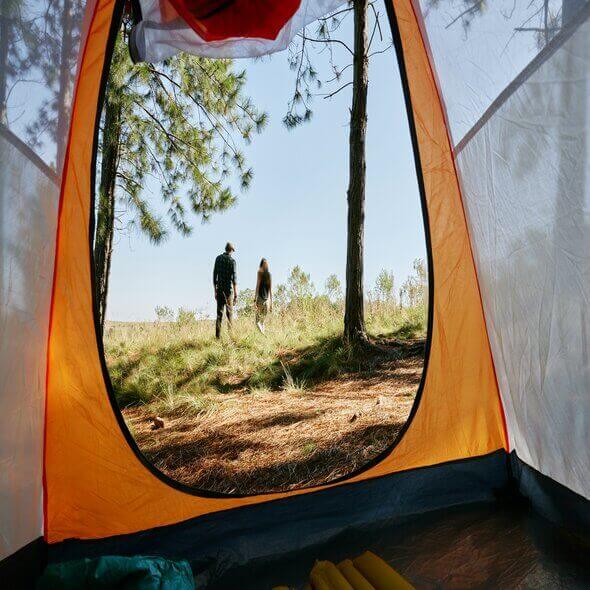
top-left (0, 130), bottom-right (58, 561)
top-left (456, 16), bottom-right (590, 500)
top-left (417, 0), bottom-right (590, 499)
top-left (0, 0), bottom-right (87, 561)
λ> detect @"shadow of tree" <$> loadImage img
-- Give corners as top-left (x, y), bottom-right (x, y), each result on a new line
top-left (110, 331), bottom-right (425, 407)
top-left (109, 339), bottom-right (224, 405)
top-left (140, 422), bottom-right (407, 494)
top-left (249, 335), bottom-right (425, 392)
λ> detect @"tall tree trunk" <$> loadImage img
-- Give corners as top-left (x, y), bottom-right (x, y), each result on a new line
top-left (56, 0), bottom-right (73, 172)
top-left (94, 95), bottom-right (121, 330)
top-left (0, 3), bottom-right (11, 125)
top-left (344, 0), bottom-right (369, 344)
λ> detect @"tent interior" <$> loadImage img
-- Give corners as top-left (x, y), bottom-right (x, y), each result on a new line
top-left (205, 502), bottom-right (590, 589)
top-left (1, 0), bottom-right (589, 588)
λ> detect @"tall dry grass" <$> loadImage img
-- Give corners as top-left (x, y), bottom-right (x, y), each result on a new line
top-left (104, 297), bottom-right (426, 418)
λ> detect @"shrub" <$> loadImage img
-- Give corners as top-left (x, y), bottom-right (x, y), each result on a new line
top-left (176, 307), bottom-right (197, 325)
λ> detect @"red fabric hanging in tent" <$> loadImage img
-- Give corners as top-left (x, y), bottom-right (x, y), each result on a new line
top-left (167, 0), bottom-right (302, 42)
top-left (130, 0), bottom-right (345, 62)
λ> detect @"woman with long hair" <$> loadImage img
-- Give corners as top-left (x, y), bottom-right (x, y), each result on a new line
top-left (254, 258), bottom-right (272, 333)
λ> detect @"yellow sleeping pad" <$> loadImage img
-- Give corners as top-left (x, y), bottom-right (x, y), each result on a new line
top-left (353, 552), bottom-right (414, 590)
top-left (311, 561), bottom-right (353, 590)
top-left (309, 564), bottom-right (332, 590)
top-left (337, 559), bottom-right (376, 590)
top-left (273, 550), bottom-right (414, 590)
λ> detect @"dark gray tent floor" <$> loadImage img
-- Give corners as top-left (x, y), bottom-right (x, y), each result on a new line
top-left (205, 501), bottom-right (590, 589)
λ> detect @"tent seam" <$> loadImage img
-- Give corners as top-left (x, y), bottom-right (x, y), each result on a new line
top-left (407, 0), bottom-right (510, 451)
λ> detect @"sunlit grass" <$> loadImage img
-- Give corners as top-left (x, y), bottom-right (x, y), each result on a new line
top-left (104, 298), bottom-right (426, 417)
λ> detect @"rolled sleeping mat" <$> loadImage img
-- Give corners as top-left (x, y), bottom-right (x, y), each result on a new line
top-left (310, 560), bottom-right (353, 590)
top-left (309, 566), bottom-right (332, 590)
top-left (337, 559), bottom-right (376, 590)
top-left (353, 552), bottom-right (414, 590)
top-left (319, 561), bottom-right (354, 590)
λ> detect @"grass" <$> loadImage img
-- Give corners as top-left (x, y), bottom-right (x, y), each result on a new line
top-left (105, 299), bottom-right (426, 414)
top-left (104, 299), bottom-right (426, 493)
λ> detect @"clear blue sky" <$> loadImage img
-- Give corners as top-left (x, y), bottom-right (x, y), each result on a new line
top-left (106, 22), bottom-right (425, 321)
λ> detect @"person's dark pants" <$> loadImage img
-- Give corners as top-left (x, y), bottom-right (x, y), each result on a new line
top-left (215, 291), bottom-right (233, 338)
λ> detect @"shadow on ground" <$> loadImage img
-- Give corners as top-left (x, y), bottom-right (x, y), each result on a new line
top-left (121, 337), bottom-right (425, 494)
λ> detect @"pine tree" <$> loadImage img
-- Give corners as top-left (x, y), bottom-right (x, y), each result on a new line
top-left (285, 1), bottom-right (391, 344)
top-left (94, 15), bottom-right (267, 328)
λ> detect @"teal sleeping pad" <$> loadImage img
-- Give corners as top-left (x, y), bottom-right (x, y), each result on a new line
top-left (37, 555), bottom-right (195, 589)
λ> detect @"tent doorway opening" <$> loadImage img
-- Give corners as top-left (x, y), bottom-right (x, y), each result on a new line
top-left (93, 5), bottom-right (428, 495)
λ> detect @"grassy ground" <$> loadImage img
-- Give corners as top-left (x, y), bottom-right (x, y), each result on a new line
top-left (105, 299), bottom-right (426, 493)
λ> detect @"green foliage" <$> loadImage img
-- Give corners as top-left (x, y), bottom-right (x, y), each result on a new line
top-left (286, 265), bottom-right (316, 302)
top-left (399, 258), bottom-right (427, 308)
top-left (274, 284), bottom-right (289, 309)
top-left (176, 307), bottom-right (197, 325)
top-left (324, 273), bottom-right (343, 302)
top-left (374, 269), bottom-right (395, 302)
top-left (97, 18), bottom-right (268, 243)
top-left (155, 305), bottom-right (174, 322)
top-left (236, 288), bottom-right (256, 315)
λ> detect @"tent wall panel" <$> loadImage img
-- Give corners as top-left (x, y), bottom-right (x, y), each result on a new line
top-left (456, 15), bottom-right (590, 501)
top-left (44, 0), bottom-right (506, 544)
top-left (511, 452), bottom-right (590, 541)
top-left (0, 128), bottom-right (59, 561)
top-left (414, 0), bottom-right (590, 500)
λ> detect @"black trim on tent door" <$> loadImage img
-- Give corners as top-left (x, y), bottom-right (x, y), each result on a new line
top-left (87, 0), bottom-right (435, 497)
top-left (48, 451), bottom-right (509, 567)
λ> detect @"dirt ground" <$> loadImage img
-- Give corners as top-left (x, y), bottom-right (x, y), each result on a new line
top-left (123, 339), bottom-right (424, 494)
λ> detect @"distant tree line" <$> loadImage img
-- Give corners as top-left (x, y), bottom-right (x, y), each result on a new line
top-left (236, 259), bottom-right (427, 317)
top-left (153, 258), bottom-right (426, 324)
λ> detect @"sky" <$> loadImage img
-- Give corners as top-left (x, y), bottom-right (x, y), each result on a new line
top-left (106, 17), bottom-right (425, 321)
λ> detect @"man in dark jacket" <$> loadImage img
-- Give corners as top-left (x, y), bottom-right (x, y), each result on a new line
top-left (213, 242), bottom-right (238, 338)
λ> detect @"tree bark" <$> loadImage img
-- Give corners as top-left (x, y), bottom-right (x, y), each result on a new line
top-left (56, 0), bottom-right (73, 172)
top-left (344, 0), bottom-right (369, 344)
top-left (94, 94), bottom-right (121, 330)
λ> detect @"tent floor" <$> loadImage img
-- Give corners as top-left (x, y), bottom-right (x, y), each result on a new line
top-left (205, 501), bottom-right (590, 589)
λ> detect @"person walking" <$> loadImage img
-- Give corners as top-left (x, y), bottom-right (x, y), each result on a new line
top-left (254, 258), bottom-right (272, 333)
top-left (213, 242), bottom-right (238, 339)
